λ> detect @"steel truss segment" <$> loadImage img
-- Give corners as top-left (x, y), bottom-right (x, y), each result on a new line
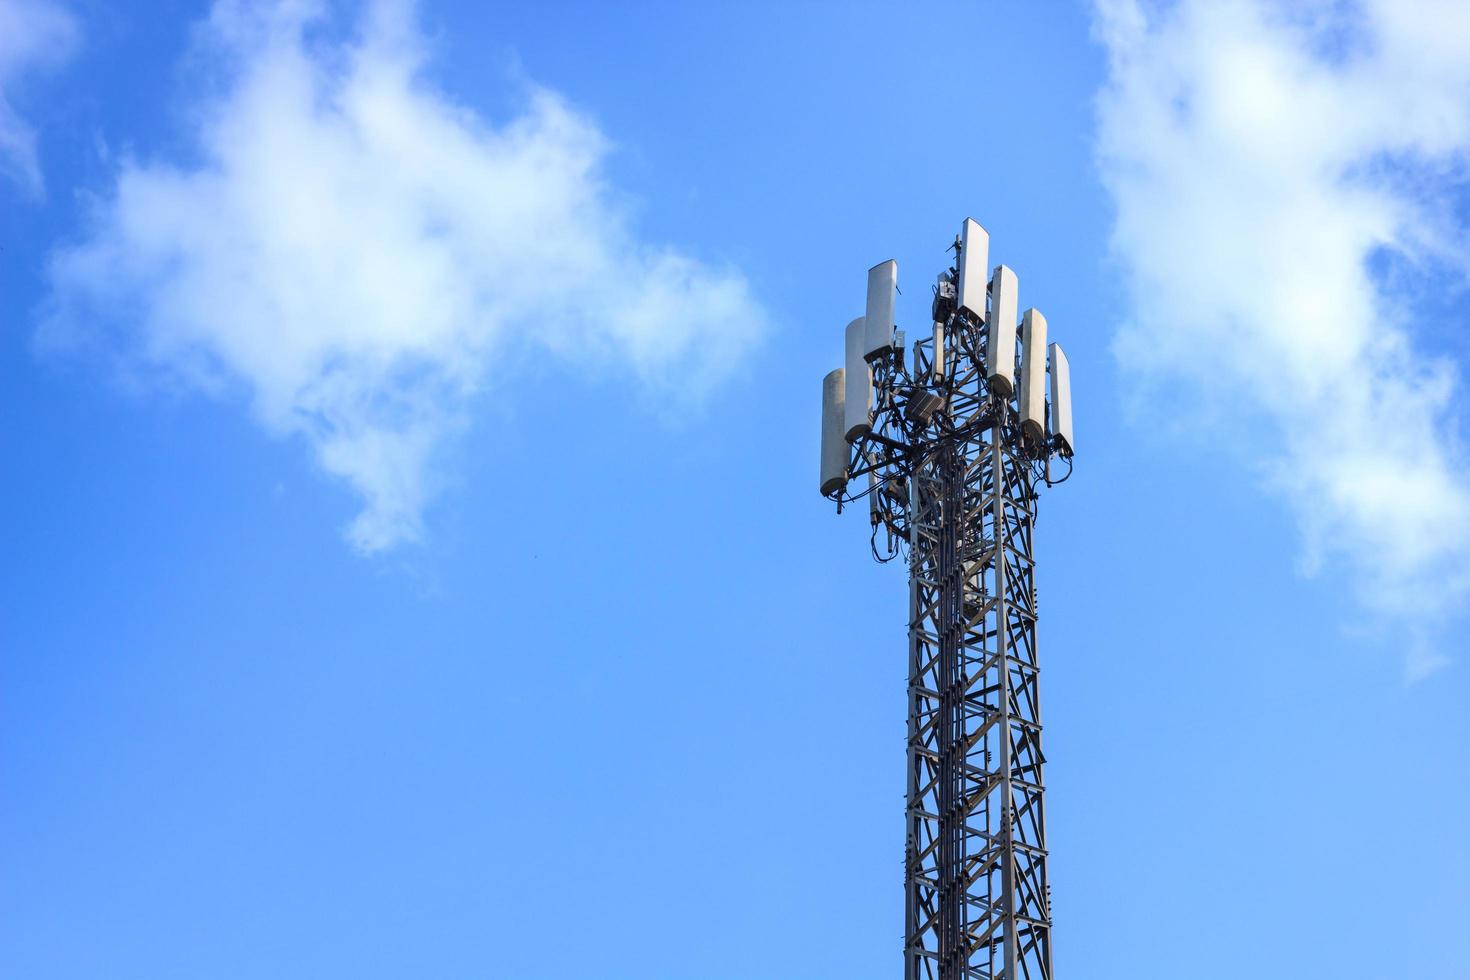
top-left (902, 421), bottom-right (1051, 980)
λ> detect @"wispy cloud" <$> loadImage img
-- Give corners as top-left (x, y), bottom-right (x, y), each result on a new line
top-left (44, 0), bottom-right (766, 552)
top-left (0, 0), bottom-right (76, 196)
top-left (1095, 0), bottom-right (1470, 631)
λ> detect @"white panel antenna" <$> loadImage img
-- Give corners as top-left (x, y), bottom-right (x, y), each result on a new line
top-left (1018, 308), bottom-right (1047, 443)
top-left (986, 265), bottom-right (1019, 397)
top-left (932, 319), bottom-right (946, 382)
top-left (864, 260), bottom-right (897, 357)
top-left (956, 218), bottom-right (989, 321)
top-left (1048, 342), bottom-right (1074, 456)
top-left (820, 368), bottom-right (848, 495)
top-left (844, 317), bottom-right (872, 441)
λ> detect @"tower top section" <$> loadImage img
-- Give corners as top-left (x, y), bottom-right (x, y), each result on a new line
top-left (818, 217), bottom-right (1075, 551)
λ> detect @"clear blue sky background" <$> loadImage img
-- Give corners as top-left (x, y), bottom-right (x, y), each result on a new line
top-left (4, 2), bottom-right (1469, 978)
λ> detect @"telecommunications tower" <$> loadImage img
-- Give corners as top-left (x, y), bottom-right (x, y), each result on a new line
top-left (818, 218), bottom-right (1074, 980)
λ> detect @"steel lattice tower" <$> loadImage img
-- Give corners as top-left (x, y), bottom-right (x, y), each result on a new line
top-left (818, 219), bottom-right (1073, 980)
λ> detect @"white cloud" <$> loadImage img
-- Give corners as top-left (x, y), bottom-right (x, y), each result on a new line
top-left (1095, 0), bottom-right (1470, 624)
top-left (0, 0), bottom-right (76, 196)
top-left (44, 0), bottom-right (766, 552)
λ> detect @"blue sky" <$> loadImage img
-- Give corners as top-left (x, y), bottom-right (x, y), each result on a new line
top-left (3, 1), bottom-right (1470, 977)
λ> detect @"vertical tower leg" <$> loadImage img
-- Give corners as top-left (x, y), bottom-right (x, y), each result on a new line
top-left (906, 447), bottom-right (948, 978)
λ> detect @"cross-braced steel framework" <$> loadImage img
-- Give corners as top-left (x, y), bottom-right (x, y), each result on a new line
top-left (905, 421), bottom-right (1049, 979)
top-left (824, 229), bottom-right (1071, 980)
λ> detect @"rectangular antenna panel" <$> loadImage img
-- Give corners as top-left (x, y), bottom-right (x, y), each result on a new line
top-left (1018, 308), bottom-right (1047, 443)
top-left (844, 316), bottom-right (871, 441)
top-left (1049, 342), bottom-right (1074, 456)
top-left (820, 368), bottom-right (848, 495)
top-left (864, 261), bottom-right (897, 357)
top-left (986, 265), bottom-right (1019, 397)
top-left (932, 320), bottom-right (946, 381)
top-left (956, 218), bottom-right (989, 320)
